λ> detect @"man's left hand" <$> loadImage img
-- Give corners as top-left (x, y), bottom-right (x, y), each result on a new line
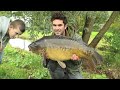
top-left (71, 54), bottom-right (80, 61)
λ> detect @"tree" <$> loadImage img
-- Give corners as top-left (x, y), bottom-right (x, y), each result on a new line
top-left (89, 11), bottom-right (119, 48)
top-left (82, 11), bottom-right (96, 44)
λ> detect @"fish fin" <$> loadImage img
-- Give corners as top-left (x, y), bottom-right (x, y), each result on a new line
top-left (82, 58), bottom-right (102, 74)
top-left (92, 51), bottom-right (103, 65)
top-left (57, 61), bottom-right (66, 68)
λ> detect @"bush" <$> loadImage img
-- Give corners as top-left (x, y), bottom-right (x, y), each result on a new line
top-left (104, 28), bottom-right (120, 68)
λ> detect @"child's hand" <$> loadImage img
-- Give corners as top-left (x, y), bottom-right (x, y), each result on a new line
top-left (71, 54), bottom-right (80, 61)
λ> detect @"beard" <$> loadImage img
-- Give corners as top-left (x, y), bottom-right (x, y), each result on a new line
top-left (55, 32), bottom-right (61, 35)
top-left (54, 30), bottom-right (65, 36)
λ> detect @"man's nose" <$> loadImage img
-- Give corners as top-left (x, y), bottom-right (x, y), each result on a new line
top-left (55, 28), bottom-right (60, 31)
top-left (55, 26), bottom-right (60, 29)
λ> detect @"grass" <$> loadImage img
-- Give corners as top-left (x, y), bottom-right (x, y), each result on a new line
top-left (1, 44), bottom-right (51, 79)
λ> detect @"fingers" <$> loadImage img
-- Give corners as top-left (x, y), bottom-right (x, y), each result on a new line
top-left (71, 54), bottom-right (80, 60)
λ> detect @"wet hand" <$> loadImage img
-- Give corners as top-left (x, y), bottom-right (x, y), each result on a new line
top-left (71, 54), bottom-right (80, 61)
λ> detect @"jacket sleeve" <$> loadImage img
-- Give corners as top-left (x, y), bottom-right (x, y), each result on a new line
top-left (0, 17), bottom-right (2, 40)
top-left (0, 16), bottom-right (10, 48)
top-left (42, 55), bottom-right (49, 68)
top-left (0, 16), bottom-right (10, 39)
top-left (0, 52), bottom-right (3, 63)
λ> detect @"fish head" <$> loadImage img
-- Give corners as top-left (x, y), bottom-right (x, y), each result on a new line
top-left (28, 39), bottom-right (45, 55)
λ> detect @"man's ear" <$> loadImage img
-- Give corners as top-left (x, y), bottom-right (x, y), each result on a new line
top-left (8, 25), bottom-right (13, 29)
top-left (65, 24), bottom-right (67, 30)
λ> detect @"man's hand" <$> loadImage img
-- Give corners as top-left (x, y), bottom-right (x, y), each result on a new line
top-left (71, 54), bottom-right (80, 61)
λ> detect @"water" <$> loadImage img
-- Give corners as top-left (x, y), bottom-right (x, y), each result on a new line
top-left (9, 38), bottom-right (31, 51)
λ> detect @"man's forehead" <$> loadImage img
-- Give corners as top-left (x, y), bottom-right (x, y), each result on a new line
top-left (53, 19), bottom-right (63, 23)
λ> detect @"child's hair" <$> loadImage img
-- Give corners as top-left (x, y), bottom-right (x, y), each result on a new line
top-left (51, 11), bottom-right (68, 25)
top-left (10, 19), bottom-right (25, 33)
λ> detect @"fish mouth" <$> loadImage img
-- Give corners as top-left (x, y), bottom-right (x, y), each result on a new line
top-left (28, 46), bottom-right (32, 51)
top-left (28, 47), bottom-right (32, 51)
top-left (28, 44), bottom-right (38, 52)
top-left (28, 44), bottom-right (33, 51)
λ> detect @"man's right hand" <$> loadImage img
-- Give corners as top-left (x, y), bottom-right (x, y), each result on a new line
top-left (71, 54), bottom-right (80, 61)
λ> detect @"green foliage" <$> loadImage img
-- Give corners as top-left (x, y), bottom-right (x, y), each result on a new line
top-left (93, 11), bottom-right (111, 31)
top-left (63, 11), bottom-right (86, 33)
top-left (82, 71), bottom-right (108, 79)
top-left (95, 11), bottom-right (110, 24)
top-left (0, 11), bottom-right (12, 17)
top-left (0, 63), bottom-right (28, 79)
top-left (102, 21), bottom-right (120, 68)
top-left (1, 44), bottom-right (51, 79)
top-left (30, 69), bottom-right (50, 79)
top-left (105, 26), bottom-right (120, 52)
top-left (27, 11), bottom-right (52, 38)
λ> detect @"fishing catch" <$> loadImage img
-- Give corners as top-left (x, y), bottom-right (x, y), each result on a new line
top-left (28, 35), bottom-right (103, 73)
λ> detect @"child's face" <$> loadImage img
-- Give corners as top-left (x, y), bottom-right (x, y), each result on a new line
top-left (8, 26), bottom-right (22, 39)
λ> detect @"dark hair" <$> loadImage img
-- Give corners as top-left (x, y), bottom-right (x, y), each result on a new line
top-left (10, 19), bottom-right (25, 33)
top-left (51, 11), bottom-right (68, 25)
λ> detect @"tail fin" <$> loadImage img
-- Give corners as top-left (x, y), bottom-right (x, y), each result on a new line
top-left (92, 51), bottom-right (103, 65)
top-left (82, 58), bottom-right (102, 74)
top-left (81, 50), bottom-right (103, 73)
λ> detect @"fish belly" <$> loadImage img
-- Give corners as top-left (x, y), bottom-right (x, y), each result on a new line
top-left (46, 48), bottom-right (82, 61)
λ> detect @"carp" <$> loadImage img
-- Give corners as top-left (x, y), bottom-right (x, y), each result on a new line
top-left (28, 35), bottom-right (103, 73)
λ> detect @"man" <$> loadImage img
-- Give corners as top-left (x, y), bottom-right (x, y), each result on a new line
top-left (0, 16), bottom-right (26, 64)
top-left (43, 12), bottom-right (83, 79)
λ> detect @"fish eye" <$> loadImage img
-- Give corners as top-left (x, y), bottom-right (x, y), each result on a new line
top-left (33, 43), bottom-right (37, 46)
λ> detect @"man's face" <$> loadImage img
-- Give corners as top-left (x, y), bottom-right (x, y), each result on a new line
top-left (8, 25), bottom-right (22, 39)
top-left (52, 19), bottom-right (67, 35)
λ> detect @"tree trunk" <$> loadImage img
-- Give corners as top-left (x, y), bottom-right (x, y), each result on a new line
top-left (89, 11), bottom-right (119, 48)
top-left (82, 12), bottom-right (95, 44)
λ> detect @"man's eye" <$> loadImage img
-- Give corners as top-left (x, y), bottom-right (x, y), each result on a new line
top-left (16, 32), bottom-right (18, 34)
top-left (53, 24), bottom-right (56, 26)
top-left (58, 24), bottom-right (62, 26)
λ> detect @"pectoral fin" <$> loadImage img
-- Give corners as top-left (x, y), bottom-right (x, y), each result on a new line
top-left (57, 61), bottom-right (66, 68)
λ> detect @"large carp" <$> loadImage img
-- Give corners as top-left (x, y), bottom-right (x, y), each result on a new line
top-left (28, 35), bottom-right (103, 73)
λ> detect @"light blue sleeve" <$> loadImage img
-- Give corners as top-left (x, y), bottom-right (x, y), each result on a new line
top-left (0, 16), bottom-right (10, 49)
top-left (0, 51), bottom-right (3, 63)
top-left (0, 16), bottom-right (10, 39)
